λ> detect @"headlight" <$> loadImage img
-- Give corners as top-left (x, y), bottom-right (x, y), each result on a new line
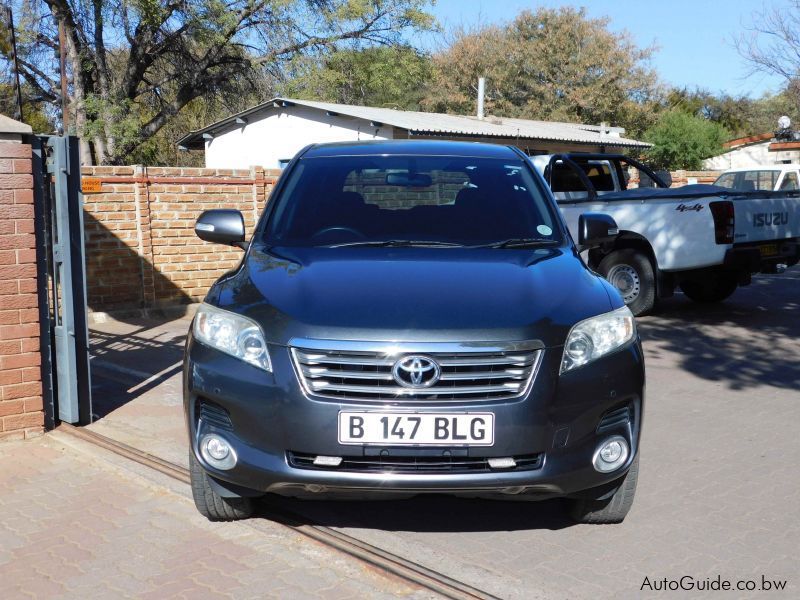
top-left (561, 306), bottom-right (635, 373)
top-left (193, 304), bottom-right (272, 372)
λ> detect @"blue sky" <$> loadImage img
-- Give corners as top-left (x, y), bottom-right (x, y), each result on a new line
top-left (426, 0), bottom-right (789, 97)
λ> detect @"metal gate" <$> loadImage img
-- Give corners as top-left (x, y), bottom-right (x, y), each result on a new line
top-left (31, 135), bottom-right (92, 426)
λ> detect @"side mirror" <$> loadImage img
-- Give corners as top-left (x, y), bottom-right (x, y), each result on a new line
top-left (195, 209), bottom-right (246, 249)
top-left (578, 213), bottom-right (619, 251)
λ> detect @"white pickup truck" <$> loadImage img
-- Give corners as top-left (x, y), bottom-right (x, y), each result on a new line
top-left (529, 154), bottom-right (800, 315)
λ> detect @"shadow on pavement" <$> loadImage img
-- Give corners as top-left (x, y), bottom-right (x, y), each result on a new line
top-left (90, 318), bottom-right (187, 419)
top-left (637, 269), bottom-right (800, 391)
top-left (261, 494), bottom-right (574, 532)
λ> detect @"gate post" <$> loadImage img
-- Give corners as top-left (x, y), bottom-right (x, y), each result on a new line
top-left (0, 115), bottom-right (45, 441)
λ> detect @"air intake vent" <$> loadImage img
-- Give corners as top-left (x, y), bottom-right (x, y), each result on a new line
top-left (287, 451), bottom-right (544, 474)
top-left (197, 399), bottom-right (233, 430)
top-left (597, 404), bottom-right (632, 433)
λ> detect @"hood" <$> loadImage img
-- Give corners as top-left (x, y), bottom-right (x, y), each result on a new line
top-left (212, 244), bottom-right (617, 347)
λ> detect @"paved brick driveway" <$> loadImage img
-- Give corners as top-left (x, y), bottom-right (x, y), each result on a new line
top-left (0, 434), bottom-right (427, 599)
top-left (81, 268), bottom-right (800, 599)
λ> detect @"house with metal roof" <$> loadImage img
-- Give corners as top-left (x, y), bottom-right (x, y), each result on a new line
top-left (178, 97), bottom-right (650, 169)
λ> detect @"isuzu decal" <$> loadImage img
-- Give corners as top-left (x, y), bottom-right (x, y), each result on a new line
top-left (753, 212), bottom-right (789, 227)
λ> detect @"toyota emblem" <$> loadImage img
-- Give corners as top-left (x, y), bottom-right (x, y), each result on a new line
top-left (392, 355), bottom-right (441, 388)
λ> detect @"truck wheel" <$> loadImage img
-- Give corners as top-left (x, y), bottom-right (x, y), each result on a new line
top-left (189, 451), bottom-right (255, 521)
top-left (680, 272), bottom-right (738, 303)
top-left (567, 455), bottom-right (639, 525)
top-left (598, 250), bottom-right (655, 316)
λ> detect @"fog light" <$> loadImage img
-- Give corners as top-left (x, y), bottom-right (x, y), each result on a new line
top-left (593, 436), bottom-right (629, 473)
top-left (200, 434), bottom-right (237, 470)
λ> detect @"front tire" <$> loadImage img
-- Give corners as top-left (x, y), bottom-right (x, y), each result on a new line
top-left (680, 271), bottom-right (738, 303)
top-left (598, 249), bottom-right (656, 316)
top-left (189, 451), bottom-right (255, 521)
top-left (567, 455), bottom-right (639, 525)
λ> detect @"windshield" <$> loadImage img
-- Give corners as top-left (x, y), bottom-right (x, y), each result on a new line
top-left (263, 155), bottom-right (562, 247)
top-left (714, 170), bottom-right (780, 191)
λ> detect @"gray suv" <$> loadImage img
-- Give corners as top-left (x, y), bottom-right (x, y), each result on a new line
top-left (185, 140), bottom-right (645, 524)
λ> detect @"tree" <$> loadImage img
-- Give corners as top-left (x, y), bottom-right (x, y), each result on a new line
top-left (644, 110), bottom-right (729, 170)
top-left (422, 7), bottom-right (662, 136)
top-left (283, 45), bottom-right (431, 109)
top-left (736, 1), bottom-right (800, 100)
top-left (3, 0), bottom-right (433, 164)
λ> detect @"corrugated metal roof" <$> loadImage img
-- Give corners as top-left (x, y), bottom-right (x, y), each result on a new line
top-left (177, 97), bottom-right (651, 149)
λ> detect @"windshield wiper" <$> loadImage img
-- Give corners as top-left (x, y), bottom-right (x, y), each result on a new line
top-left (473, 237), bottom-right (560, 249)
top-left (326, 240), bottom-right (465, 248)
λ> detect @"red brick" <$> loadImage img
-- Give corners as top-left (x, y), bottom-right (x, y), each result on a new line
top-left (0, 250), bottom-right (14, 265)
top-left (0, 159), bottom-right (11, 173)
top-left (0, 369), bottom-right (22, 385)
top-left (0, 234), bottom-right (35, 251)
top-left (1, 381), bottom-right (41, 400)
top-left (0, 291), bottom-right (37, 309)
top-left (2, 411), bottom-right (43, 431)
top-left (0, 174), bottom-right (33, 189)
top-left (18, 308), bottom-right (38, 324)
top-left (0, 221), bottom-right (14, 234)
top-left (13, 159), bottom-right (32, 174)
top-left (13, 189), bottom-right (33, 204)
top-left (15, 219), bottom-right (35, 234)
top-left (0, 399), bottom-right (24, 416)
top-left (24, 396), bottom-right (43, 412)
top-left (21, 367), bottom-right (40, 382)
top-left (0, 204), bottom-right (33, 219)
top-left (16, 248), bottom-right (36, 264)
top-left (0, 352), bottom-right (40, 369)
top-left (0, 310), bottom-right (20, 325)
top-left (0, 323), bottom-right (39, 340)
top-left (0, 143), bottom-right (32, 159)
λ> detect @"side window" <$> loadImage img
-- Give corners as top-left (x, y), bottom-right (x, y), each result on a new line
top-left (550, 163), bottom-right (588, 192)
top-left (779, 172), bottom-right (799, 190)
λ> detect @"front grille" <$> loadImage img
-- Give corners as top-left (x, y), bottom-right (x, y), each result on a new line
top-left (287, 451), bottom-right (544, 474)
top-left (597, 404), bottom-right (632, 433)
top-left (196, 399), bottom-right (233, 430)
top-left (291, 345), bottom-right (542, 403)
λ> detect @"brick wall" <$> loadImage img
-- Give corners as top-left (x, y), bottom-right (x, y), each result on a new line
top-left (82, 166), bottom-right (280, 312)
top-left (0, 141), bottom-right (44, 440)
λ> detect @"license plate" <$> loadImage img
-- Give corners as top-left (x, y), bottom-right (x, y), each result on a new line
top-left (759, 243), bottom-right (779, 257)
top-left (338, 412), bottom-right (494, 446)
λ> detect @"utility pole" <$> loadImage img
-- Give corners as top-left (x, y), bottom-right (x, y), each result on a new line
top-left (58, 19), bottom-right (69, 132)
top-left (4, 4), bottom-right (23, 121)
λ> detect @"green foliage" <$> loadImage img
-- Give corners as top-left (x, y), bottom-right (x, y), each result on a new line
top-left (644, 110), bottom-right (730, 170)
top-left (284, 46), bottom-right (431, 109)
top-left (423, 7), bottom-right (662, 137)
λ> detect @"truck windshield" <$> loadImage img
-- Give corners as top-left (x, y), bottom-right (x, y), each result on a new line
top-left (714, 170), bottom-right (780, 191)
top-left (263, 155), bottom-right (562, 247)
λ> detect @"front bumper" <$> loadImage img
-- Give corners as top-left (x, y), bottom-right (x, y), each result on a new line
top-left (184, 336), bottom-right (645, 500)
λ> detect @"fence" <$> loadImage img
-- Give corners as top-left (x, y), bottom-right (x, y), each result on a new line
top-left (81, 165), bottom-right (281, 313)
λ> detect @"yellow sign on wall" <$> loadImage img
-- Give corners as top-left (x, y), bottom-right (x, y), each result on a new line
top-left (81, 177), bottom-right (103, 193)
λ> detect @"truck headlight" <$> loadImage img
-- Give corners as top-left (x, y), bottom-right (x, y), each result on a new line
top-left (193, 304), bottom-right (272, 372)
top-left (561, 306), bottom-right (635, 373)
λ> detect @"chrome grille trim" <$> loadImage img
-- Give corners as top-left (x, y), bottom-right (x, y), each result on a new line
top-left (290, 340), bottom-right (543, 403)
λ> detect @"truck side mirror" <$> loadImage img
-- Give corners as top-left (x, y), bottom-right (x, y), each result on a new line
top-left (195, 209), bottom-right (247, 249)
top-left (578, 213), bottom-right (619, 251)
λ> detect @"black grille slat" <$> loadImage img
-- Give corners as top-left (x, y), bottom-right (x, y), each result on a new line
top-left (597, 405), bottom-right (632, 433)
top-left (287, 451), bottom-right (544, 474)
top-left (197, 399), bottom-right (233, 430)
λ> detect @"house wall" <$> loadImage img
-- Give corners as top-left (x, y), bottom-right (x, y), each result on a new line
top-left (704, 142), bottom-right (800, 169)
top-left (204, 106), bottom-right (394, 169)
